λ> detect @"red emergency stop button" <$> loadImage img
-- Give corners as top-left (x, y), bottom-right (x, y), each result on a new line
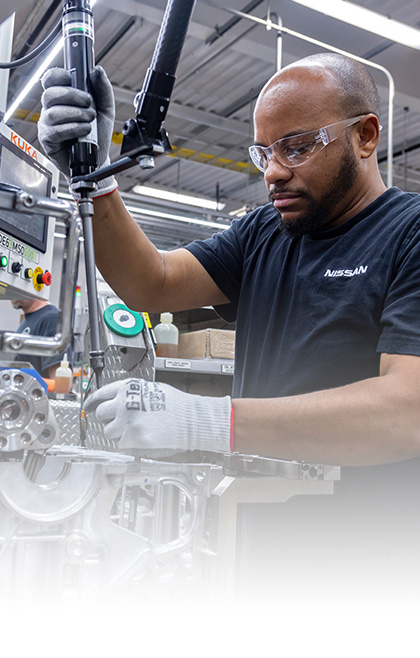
top-left (36, 270), bottom-right (52, 286)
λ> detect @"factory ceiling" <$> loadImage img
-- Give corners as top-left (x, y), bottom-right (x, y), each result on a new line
top-left (2, 0), bottom-right (420, 249)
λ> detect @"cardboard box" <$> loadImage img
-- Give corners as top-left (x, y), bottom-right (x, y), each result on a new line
top-left (178, 329), bottom-right (235, 359)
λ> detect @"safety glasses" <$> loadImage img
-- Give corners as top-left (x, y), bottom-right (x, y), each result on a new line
top-left (249, 114), bottom-right (368, 172)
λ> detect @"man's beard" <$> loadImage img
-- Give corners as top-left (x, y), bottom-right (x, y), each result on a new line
top-left (274, 145), bottom-right (358, 239)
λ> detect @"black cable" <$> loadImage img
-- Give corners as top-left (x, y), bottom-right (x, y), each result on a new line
top-left (13, 0), bottom-right (62, 61)
top-left (0, 19), bottom-right (62, 69)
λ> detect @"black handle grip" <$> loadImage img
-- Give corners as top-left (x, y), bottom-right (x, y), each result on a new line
top-left (62, 0), bottom-right (98, 177)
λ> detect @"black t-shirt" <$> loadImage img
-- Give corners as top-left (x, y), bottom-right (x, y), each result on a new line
top-left (186, 187), bottom-right (420, 600)
top-left (187, 187), bottom-right (420, 399)
top-left (14, 304), bottom-right (67, 377)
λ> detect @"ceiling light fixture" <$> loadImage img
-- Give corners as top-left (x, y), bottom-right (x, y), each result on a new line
top-left (57, 191), bottom-right (229, 230)
top-left (132, 184), bottom-right (226, 211)
top-left (4, 0), bottom-right (98, 124)
top-left (4, 39), bottom-right (62, 123)
top-left (125, 204), bottom-right (228, 230)
top-left (290, 0), bottom-right (420, 50)
top-left (229, 205), bottom-right (249, 217)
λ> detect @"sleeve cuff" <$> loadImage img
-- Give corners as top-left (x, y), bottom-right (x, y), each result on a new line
top-left (91, 177), bottom-right (118, 198)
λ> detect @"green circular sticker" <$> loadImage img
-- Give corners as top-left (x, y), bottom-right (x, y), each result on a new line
top-left (103, 304), bottom-right (144, 337)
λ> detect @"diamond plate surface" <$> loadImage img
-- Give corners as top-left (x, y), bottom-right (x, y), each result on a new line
top-left (49, 399), bottom-right (81, 446)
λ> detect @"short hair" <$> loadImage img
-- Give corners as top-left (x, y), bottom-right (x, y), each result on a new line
top-left (294, 53), bottom-right (382, 120)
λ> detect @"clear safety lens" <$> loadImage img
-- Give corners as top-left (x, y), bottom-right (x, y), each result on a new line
top-left (249, 115), bottom-right (367, 172)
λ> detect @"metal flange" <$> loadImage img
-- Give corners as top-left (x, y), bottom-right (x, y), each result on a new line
top-left (0, 369), bottom-right (58, 451)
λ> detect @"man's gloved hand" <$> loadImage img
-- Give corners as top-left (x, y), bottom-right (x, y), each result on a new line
top-left (38, 66), bottom-right (117, 197)
top-left (84, 379), bottom-right (233, 457)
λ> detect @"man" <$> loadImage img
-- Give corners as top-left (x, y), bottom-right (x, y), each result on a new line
top-left (37, 53), bottom-right (420, 465)
top-left (12, 298), bottom-right (67, 380)
top-left (37, 53), bottom-right (420, 603)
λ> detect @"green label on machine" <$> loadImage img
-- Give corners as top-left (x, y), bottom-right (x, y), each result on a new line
top-left (0, 231), bottom-right (39, 263)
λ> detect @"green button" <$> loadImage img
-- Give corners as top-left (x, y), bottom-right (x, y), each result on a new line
top-left (0, 255), bottom-right (8, 268)
top-left (103, 303), bottom-right (144, 337)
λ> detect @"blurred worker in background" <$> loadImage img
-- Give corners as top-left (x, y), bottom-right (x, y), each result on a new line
top-left (37, 52), bottom-right (420, 603)
top-left (12, 298), bottom-right (68, 380)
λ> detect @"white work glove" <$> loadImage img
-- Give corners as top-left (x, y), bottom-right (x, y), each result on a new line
top-left (84, 379), bottom-right (233, 458)
top-left (38, 66), bottom-right (117, 198)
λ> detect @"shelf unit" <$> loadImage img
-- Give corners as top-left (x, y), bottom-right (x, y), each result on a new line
top-left (155, 356), bottom-right (234, 376)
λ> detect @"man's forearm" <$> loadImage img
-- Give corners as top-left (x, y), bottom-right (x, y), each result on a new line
top-left (233, 369), bottom-right (420, 466)
top-left (91, 191), bottom-right (228, 313)
top-left (92, 191), bottom-right (166, 311)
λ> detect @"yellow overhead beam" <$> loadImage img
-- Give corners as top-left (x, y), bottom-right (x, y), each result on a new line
top-left (12, 110), bottom-right (259, 175)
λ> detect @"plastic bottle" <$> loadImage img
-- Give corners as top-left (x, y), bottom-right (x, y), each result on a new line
top-left (154, 312), bottom-right (179, 358)
top-left (54, 353), bottom-right (73, 394)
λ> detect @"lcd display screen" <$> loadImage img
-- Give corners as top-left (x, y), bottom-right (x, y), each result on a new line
top-left (0, 139), bottom-right (52, 252)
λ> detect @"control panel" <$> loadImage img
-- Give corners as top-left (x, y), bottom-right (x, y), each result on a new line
top-left (0, 122), bottom-right (59, 302)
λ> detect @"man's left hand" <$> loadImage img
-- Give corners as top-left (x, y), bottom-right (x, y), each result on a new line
top-left (84, 378), bottom-right (232, 457)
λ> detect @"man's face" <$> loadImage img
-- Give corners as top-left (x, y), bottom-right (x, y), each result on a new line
top-left (271, 137), bottom-right (359, 239)
top-left (11, 299), bottom-right (33, 313)
top-left (254, 71), bottom-right (362, 237)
